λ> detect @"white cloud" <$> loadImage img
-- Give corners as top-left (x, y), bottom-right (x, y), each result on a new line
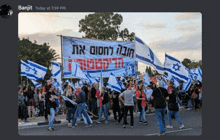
top-left (175, 12), bottom-right (201, 21)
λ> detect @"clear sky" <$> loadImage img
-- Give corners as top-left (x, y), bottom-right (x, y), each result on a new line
top-left (18, 12), bottom-right (202, 73)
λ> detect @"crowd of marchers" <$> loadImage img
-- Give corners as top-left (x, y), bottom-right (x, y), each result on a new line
top-left (18, 76), bottom-right (202, 136)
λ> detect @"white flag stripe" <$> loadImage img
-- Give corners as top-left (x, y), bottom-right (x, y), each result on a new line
top-left (27, 60), bottom-right (47, 80)
top-left (164, 54), bottom-right (189, 82)
top-left (135, 36), bottom-right (164, 74)
top-left (106, 73), bottom-right (122, 92)
top-left (51, 61), bottom-right (62, 86)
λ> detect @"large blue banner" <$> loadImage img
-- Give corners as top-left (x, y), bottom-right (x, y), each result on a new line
top-left (62, 37), bottom-right (137, 78)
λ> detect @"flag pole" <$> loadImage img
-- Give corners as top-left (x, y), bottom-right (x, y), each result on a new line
top-left (57, 35), bottom-right (63, 81)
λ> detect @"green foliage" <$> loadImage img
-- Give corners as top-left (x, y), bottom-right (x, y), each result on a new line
top-left (182, 58), bottom-right (202, 69)
top-left (79, 12), bottom-right (135, 41)
top-left (18, 37), bottom-right (60, 85)
top-left (145, 66), bottom-right (155, 77)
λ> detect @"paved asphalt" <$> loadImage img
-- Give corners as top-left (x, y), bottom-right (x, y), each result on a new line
top-left (18, 109), bottom-right (202, 136)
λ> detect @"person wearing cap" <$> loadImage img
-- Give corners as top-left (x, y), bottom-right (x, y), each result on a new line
top-left (151, 81), bottom-right (169, 136)
top-left (71, 86), bottom-right (92, 128)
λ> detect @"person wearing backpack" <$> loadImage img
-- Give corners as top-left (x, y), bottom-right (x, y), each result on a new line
top-left (166, 89), bottom-right (184, 129)
top-left (151, 82), bottom-right (169, 136)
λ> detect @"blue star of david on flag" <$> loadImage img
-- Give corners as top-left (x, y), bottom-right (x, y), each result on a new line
top-left (25, 67), bottom-right (30, 72)
top-left (33, 68), bottom-right (37, 74)
top-left (173, 63), bottom-right (181, 71)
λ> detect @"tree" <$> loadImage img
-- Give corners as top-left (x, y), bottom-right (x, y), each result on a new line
top-left (181, 58), bottom-right (202, 70)
top-left (18, 38), bottom-right (60, 85)
top-left (182, 58), bottom-right (191, 69)
top-left (79, 12), bottom-right (135, 41)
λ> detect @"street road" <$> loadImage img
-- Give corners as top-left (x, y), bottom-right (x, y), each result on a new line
top-left (18, 109), bottom-right (202, 136)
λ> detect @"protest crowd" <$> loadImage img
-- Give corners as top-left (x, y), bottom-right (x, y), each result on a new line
top-left (18, 37), bottom-right (202, 136)
top-left (18, 74), bottom-right (202, 135)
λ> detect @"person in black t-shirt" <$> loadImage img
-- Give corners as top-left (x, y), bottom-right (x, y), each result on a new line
top-left (111, 91), bottom-right (121, 121)
top-left (151, 82), bottom-right (168, 136)
top-left (90, 83), bottom-right (97, 115)
top-left (166, 89), bottom-right (184, 129)
top-left (45, 86), bottom-right (59, 131)
top-left (44, 80), bottom-right (52, 121)
top-left (81, 83), bottom-right (89, 105)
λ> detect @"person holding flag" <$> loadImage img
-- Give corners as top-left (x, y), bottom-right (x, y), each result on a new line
top-left (45, 85), bottom-right (59, 131)
top-left (64, 86), bottom-right (77, 128)
top-left (71, 86), bottom-right (93, 128)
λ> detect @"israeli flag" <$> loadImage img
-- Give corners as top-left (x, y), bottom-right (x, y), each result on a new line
top-left (194, 67), bottom-right (202, 82)
top-left (61, 95), bottom-right (77, 105)
top-left (143, 72), bottom-right (151, 86)
top-left (135, 36), bottom-right (164, 74)
top-left (170, 76), bottom-right (180, 88)
top-left (162, 75), bottom-right (169, 82)
top-left (29, 79), bottom-right (41, 88)
top-left (20, 60), bottom-right (27, 76)
top-left (52, 81), bottom-right (60, 91)
top-left (106, 73), bottom-right (122, 93)
top-left (71, 61), bottom-right (88, 80)
top-left (188, 68), bottom-right (195, 81)
top-left (65, 79), bottom-right (71, 85)
top-left (27, 60), bottom-right (47, 80)
top-left (162, 80), bottom-right (168, 89)
top-left (119, 81), bottom-right (126, 89)
top-left (20, 60), bottom-right (40, 80)
top-left (75, 81), bottom-right (79, 88)
top-left (51, 61), bottom-right (62, 86)
top-left (182, 78), bottom-right (192, 91)
top-left (58, 86), bottom-right (63, 95)
top-left (120, 76), bottom-right (127, 83)
top-left (164, 54), bottom-right (189, 82)
top-left (78, 80), bottom-right (83, 87)
top-left (85, 71), bottom-right (98, 85)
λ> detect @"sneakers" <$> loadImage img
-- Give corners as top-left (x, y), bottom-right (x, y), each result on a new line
top-left (105, 121), bottom-right (109, 124)
top-left (139, 121), bottom-right (142, 123)
top-left (96, 121), bottom-right (101, 124)
top-left (179, 124), bottom-right (185, 129)
top-left (86, 124), bottom-right (93, 128)
top-left (48, 127), bottom-right (53, 131)
top-left (166, 125), bottom-right (173, 128)
top-left (123, 125), bottom-right (126, 128)
top-left (130, 126), bottom-right (134, 128)
top-left (187, 108), bottom-right (191, 110)
top-left (143, 121), bottom-right (148, 125)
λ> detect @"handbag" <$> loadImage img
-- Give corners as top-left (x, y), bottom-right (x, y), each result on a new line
top-left (191, 92), bottom-right (198, 99)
